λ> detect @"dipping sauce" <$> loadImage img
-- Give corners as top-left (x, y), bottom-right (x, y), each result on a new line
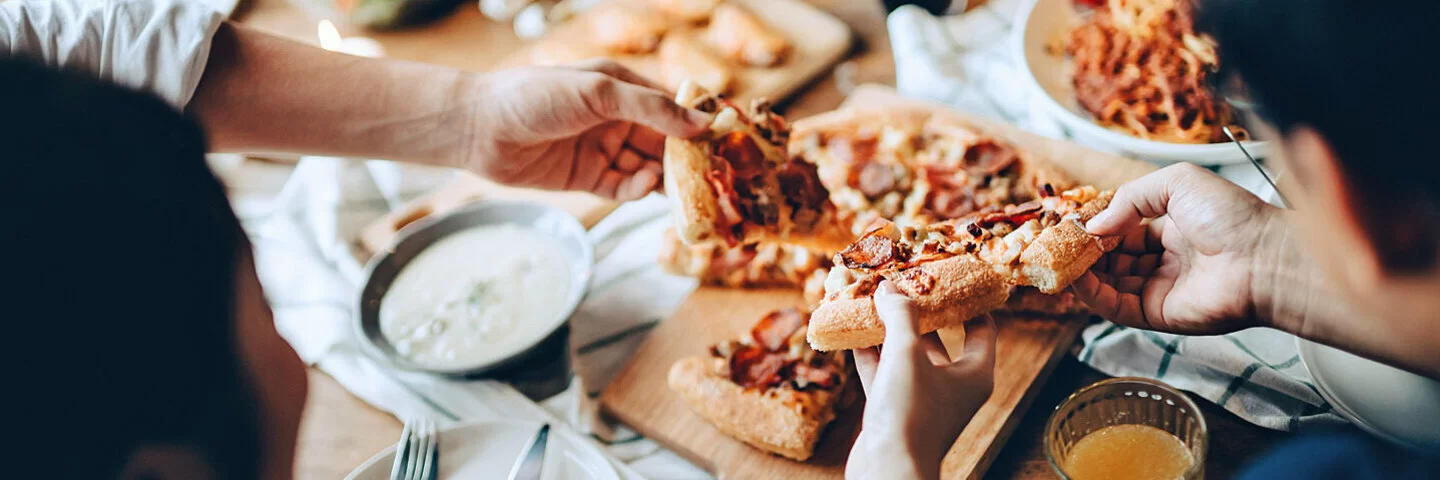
top-left (380, 224), bottom-right (574, 370)
top-left (1064, 424), bottom-right (1194, 480)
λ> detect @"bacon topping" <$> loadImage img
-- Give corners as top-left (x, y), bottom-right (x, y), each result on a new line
top-left (715, 131), bottom-right (767, 179)
top-left (828, 135), bottom-right (878, 165)
top-left (751, 307), bottom-right (807, 351)
top-left (792, 363), bottom-right (839, 389)
top-left (729, 345), bottom-right (787, 389)
top-left (977, 201), bottom-right (1044, 227)
top-left (962, 141), bottom-right (1019, 176)
top-left (838, 234), bottom-right (903, 270)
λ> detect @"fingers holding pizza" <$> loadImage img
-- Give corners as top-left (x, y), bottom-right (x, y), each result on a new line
top-left (662, 80), bottom-right (854, 252)
top-left (808, 186), bottom-right (1119, 351)
top-left (848, 281), bottom-right (996, 479)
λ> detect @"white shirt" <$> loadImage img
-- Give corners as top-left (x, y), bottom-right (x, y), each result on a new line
top-left (0, 0), bottom-right (225, 109)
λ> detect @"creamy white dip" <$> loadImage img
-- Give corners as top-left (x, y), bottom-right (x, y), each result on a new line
top-left (380, 224), bottom-right (574, 370)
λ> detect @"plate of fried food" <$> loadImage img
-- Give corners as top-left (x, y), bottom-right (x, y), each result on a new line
top-left (1015, 0), bottom-right (1269, 164)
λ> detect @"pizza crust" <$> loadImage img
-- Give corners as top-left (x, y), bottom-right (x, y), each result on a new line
top-left (664, 81), bottom-right (726, 245)
top-left (667, 356), bottom-right (827, 460)
top-left (1014, 191), bottom-right (1115, 293)
top-left (807, 255), bottom-right (1011, 351)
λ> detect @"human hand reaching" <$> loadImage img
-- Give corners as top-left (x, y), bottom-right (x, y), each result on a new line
top-left (846, 281), bottom-right (996, 480)
top-left (1072, 163), bottom-right (1289, 334)
top-left (463, 60), bottom-right (711, 201)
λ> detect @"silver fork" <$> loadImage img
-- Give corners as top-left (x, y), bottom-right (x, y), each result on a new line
top-left (390, 418), bottom-right (439, 480)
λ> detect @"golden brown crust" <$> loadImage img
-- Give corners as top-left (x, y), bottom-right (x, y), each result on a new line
top-left (807, 255), bottom-right (1011, 351)
top-left (1015, 191), bottom-right (1116, 293)
top-left (667, 356), bottom-right (826, 460)
top-left (664, 81), bottom-right (725, 245)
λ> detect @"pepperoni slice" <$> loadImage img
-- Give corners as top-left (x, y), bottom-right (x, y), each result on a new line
top-left (837, 233), bottom-right (902, 270)
top-left (778, 160), bottom-right (831, 210)
top-left (857, 162), bottom-right (897, 198)
top-left (715, 132), bottom-right (767, 179)
top-left (750, 308), bottom-right (806, 351)
top-left (963, 141), bottom-right (1020, 176)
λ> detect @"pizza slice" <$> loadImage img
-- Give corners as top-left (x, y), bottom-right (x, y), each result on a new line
top-left (704, 3), bottom-right (791, 67)
top-left (657, 227), bottom-right (830, 289)
top-left (648, 0), bottom-right (720, 23)
top-left (668, 307), bottom-right (851, 460)
top-left (807, 186), bottom-right (1117, 351)
top-left (657, 36), bottom-right (735, 94)
top-left (663, 81), bottom-right (852, 250)
top-left (790, 108), bottom-right (1077, 234)
top-left (589, 4), bottom-right (669, 54)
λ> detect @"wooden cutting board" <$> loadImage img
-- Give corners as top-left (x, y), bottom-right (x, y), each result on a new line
top-left (495, 0), bottom-right (854, 105)
top-left (599, 85), bottom-right (1157, 479)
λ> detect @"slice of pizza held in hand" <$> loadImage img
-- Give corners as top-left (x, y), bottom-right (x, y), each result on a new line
top-left (663, 80), bottom-right (853, 251)
top-left (668, 307), bottom-right (852, 461)
top-left (806, 186), bottom-right (1119, 351)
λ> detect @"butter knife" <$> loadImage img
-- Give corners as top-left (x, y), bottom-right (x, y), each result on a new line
top-left (507, 424), bottom-right (549, 480)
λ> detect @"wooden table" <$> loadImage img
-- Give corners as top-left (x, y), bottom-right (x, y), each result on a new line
top-left (233, 1), bottom-right (1290, 478)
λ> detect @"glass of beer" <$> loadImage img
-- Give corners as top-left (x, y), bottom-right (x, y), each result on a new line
top-left (1045, 377), bottom-right (1208, 480)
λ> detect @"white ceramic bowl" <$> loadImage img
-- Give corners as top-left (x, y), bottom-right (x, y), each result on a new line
top-left (1297, 338), bottom-right (1440, 450)
top-left (1013, 0), bottom-right (1269, 165)
top-left (354, 200), bottom-right (593, 377)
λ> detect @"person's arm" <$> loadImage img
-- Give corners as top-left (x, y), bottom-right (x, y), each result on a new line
top-left (1077, 163), bottom-right (1439, 378)
top-left (191, 23), bottom-right (709, 200)
top-left (188, 23), bottom-right (473, 165)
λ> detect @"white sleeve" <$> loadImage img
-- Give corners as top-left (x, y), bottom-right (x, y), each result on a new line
top-left (0, 0), bottom-right (226, 110)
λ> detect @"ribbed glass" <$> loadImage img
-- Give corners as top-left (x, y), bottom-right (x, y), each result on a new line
top-left (1044, 377), bottom-right (1208, 479)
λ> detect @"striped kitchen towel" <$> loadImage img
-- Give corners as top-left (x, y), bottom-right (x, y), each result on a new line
top-left (887, 0), bottom-right (1346, 430)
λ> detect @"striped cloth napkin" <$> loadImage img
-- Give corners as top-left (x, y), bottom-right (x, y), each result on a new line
top-left (886, 0), bottom-right (1345, 430)
top-left (229, 154), bottom-right (707, 478)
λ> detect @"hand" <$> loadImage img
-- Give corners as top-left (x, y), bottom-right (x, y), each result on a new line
top-left (847, 281), bottom-right (997, 480)
top-left (463, 60), bottom-right (711, 201)
top-left (1072, 163), bottom-right (1287, 334)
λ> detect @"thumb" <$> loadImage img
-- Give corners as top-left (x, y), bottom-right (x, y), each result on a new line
top-left (593, 79), bottom-right (711, 138)
top-left (1086, 163), bottom-right (1199, 236)
top-left (874, 280), bottom-right (922, 362)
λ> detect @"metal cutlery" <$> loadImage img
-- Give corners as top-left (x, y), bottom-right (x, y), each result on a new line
top-left (1222, 125), bottom-right (1289, 208)
top-left (507, 423), bottom-right (550, 480)
top-left (390, 418), bottom-right (439, 480)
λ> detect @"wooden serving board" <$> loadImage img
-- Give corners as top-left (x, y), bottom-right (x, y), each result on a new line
top-left (600, 85), bottom-right (1157, 479)
top-left (495, 0), bottom-right (854, 105)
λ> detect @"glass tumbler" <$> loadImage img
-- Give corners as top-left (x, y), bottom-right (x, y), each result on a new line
top-left (1044, 377), bottom-right (1208, 479)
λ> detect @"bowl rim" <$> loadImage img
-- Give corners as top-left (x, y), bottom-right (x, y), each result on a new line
top-left (1010, 0), bottom-right (1269, 163)
top-left (353, 198), bottom-right (594, 377)
top-left (1043, 376), bottom-right (1209, 479)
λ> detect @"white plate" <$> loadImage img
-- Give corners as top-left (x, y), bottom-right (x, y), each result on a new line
top-left (1296, 338), bottom-right (1440, 450)
top-left (1012, 0), bottom-right (1270, 165)
top-left (344, 420), bottom-right (620, 480)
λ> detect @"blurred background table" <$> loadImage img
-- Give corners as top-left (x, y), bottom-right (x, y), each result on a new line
top-left (231, 0), bottom-right (1290, 477)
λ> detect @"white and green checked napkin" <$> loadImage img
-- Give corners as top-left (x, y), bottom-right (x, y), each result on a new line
top-left (887, 1), bottom-right (1346, 430)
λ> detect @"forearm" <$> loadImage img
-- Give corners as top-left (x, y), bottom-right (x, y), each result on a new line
top-left (846, 431), bottom-right (942, 480)
top-left (189, 23), bottom-right (478, 167)
top-left (1252, 212), bottom-right (1440, 378)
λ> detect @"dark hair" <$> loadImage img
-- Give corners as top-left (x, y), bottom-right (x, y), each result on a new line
top-left (1197, 0), bottom-right (1440, 268)
top-left (0, 58), bottom-right (261, 478)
